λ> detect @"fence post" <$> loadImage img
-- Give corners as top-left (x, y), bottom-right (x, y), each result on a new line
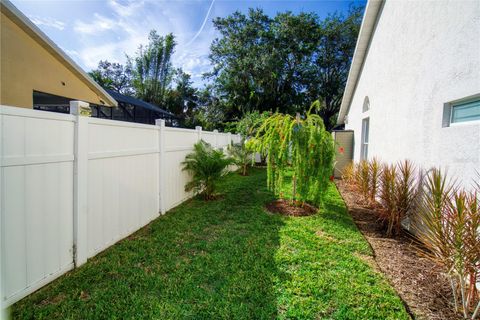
top-left (155, 119), bottom-right (166, 215)
top-left (70, 101), bottom-right (90, 267)
top-left (213, 129), bottom-right (218, 148)
top-left (227, 132), bottom-right (232, 145)
top-left (196, 126), bottom-right (202, 142)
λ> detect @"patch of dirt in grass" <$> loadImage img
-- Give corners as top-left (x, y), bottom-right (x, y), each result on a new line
top-left (336, 180), bottom-right (461, 320)
top-left (265, 199), bottom-right (317, 216)
top-left (79, 291), bottom-right (90, 301)
top-left (39, 293), bottom-right (66, 306)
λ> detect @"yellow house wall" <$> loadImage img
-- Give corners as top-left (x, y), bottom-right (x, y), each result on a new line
top-left (0, 12), bottom-right (108, 108)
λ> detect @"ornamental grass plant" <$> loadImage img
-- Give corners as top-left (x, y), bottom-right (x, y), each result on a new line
top-left (414, 169), bottom-right (480, 319)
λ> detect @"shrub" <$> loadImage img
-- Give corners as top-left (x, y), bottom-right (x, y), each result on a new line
top-left (415, 169), bottom-right (480, 318)
top-left (182, 140), bottom-right (234, 200)
top-left (250, 101), bottom-right (335, 206)
top-left (378, 160), bottom-right (418, 236)
top-left (228, 140), bottom-right (253, 176)
top-left (392, 160), bottom-right (418, 235)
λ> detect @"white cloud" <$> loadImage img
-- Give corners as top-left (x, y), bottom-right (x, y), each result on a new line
top-left (74, 13), bottom-right (117, 35)
top-left (108, 0), bottom-right (145, 17)
top-left (71, 0), bottom-right (217, 86)
top-left (28, 15), bottom-right (65, 30)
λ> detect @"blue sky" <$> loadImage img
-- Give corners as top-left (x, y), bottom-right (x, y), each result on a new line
top-left (11, 0), bottom-right (365, 87)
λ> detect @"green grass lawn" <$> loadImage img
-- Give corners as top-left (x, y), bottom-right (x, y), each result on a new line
top-left (12, 168), bottom-right (410, 319)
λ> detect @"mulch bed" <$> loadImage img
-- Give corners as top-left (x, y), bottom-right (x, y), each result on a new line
top-left (265, 199), bottom-right (317, 216)
top-left (335, 180), bottom-right (461, 320)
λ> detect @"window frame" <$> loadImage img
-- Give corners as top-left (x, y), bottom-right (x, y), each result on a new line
top-left (443, 94), bottom-right (480, 127)
top-left (360, 117), bottom-right (370, 160)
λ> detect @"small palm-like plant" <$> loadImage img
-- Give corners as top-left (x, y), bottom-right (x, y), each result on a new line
top-left (341, 161), bottom-right (356, 188)
top-left (228, 140), bottom-right (253, 176)
top-left (182, 140), bottom-right (234, 200)
top-left (369, 157), bottom-right (381, 203)
top-left (392, 160), bottom-right (418, 235)
top-left (415, 169), bottom-right (480, 319)
top-left (357, 160), bottom-right (371, 202)
top-left (378, 160), bottom-right (419, 236)
top-left (379, 163), bottom-right (397, 232)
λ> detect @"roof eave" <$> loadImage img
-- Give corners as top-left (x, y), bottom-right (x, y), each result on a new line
top-left (337, 0), bottom-right (384, 125)
top-left (1, 0), bottom-right (118, 107)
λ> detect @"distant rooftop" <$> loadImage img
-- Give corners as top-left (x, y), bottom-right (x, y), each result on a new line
top-left (105, 89), bottom-right (175, 118)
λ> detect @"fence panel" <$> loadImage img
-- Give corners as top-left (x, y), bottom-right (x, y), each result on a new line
top-left (86, 118), bottom-right (159, 258)
top-left (0, 106), bottom-right (242, 308)
top-left (1, 106), bottom-right (75, 307)
top-left (162, 127), bottom-right (199, 211)
top-left (201, 131), bottom-right (216, 146)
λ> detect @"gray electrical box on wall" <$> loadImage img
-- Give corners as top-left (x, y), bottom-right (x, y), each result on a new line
top-left (332, 130), bottom-right (354, 178)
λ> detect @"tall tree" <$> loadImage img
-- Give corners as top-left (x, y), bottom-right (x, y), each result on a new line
top-left (89, 60), bottom-right (133, 95)
top-left (129, 30), bottom-right (176, 106)
top-left (207, 9), bottom-right (320, 117)
top-left (206, 7), bottom-right (363, 130)
top-left (164, 68), bottom-right (198, 122)
top-left (309, 7), bottom-right (363, 129)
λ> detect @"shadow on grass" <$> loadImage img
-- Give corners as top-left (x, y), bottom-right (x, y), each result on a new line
top-left (12, 169), bottom-right (410, 320)
top-left (12, 168), bottom-right (285, 320)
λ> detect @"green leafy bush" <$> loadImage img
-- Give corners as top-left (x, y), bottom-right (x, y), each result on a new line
top-left (234, 111), bottom-right (271, 137)
top-left (182, 140), bottom-right (234, 200)
top-left (228, 140), bottom-right (253, 176)
top-left (249, 102), bottom-right (335, 206)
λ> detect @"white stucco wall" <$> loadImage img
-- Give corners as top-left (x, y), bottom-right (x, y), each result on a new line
top-left (345, 0), bottom-right (480, 189)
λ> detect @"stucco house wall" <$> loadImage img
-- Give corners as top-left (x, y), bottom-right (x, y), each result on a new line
top-left (0, 2), bottom-right (116, 108)
top-left (344, 0), bottom-right (480, 188)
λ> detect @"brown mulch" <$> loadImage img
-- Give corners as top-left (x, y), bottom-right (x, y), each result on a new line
top-left (335, 180), bottom-right (462, 320)
top-left (265, 199), bottom-right (317, 216)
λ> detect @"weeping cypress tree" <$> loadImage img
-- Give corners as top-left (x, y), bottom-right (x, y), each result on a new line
top-left (249, 101), bottom-right (335, 206)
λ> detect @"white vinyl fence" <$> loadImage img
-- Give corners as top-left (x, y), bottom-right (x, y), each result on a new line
top-left (0, 103), bottom-right (240, 308)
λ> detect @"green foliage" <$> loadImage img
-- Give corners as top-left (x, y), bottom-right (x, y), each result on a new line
top-left (129, 31), bottom-right (176, 106)
top-left (415, 169), bottom-right (480, 318)
top-left (228, 141), bottom-right (253, 176)
top-left (181, 140), bottom-right (234, 200)
top-left (88, 60), bottom-right (133, 95)
top-left (189, 87), bottom-right (227, 131)
top-left (250, 102), bottom-right (335, 205)
top-left (164, 68), bottom-right (198, 123)
top-left (12, 169), bottom-right (410, 320)
top-left (233, 110), bottom-right (271, 137)
top-left (207, 7), bottom-right (363, 129)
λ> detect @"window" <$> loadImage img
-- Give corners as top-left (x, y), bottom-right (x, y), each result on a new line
top-left (362, 96), bottom-right (370, 112)
top-left (33, 91), bottom-right (72, 114)
top-left (451, 99), bottom-right (480, 124)
top-left (360, 117), bottom-right (369, 160)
